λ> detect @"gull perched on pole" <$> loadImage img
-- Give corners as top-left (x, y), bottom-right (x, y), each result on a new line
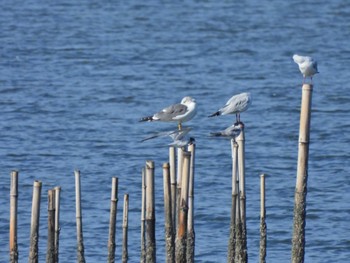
top-left (293, 54), bottom-right (319, 83)
top-left (210, 123), bottom-right (241, 140)
top-left (140, 96), bottom-right (197, 130)
top-left (208, 92), bottom-right (252, 124)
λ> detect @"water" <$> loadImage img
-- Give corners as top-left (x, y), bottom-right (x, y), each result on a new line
top-left (1, 0), bottom-right (350, 262)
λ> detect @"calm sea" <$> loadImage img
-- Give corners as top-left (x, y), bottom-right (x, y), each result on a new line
top-left (1, 0), bottom-right (349, 262)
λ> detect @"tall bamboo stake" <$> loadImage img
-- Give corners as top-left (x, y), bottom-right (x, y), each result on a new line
top-left (175, 151), bottom-right (191, 262)
top-left (236, 123), bottom-right (247, 262)
top-left (140, 168), bottom-right (146, 263)
top-left (46, 189), bottom-right (55, 263)
top-left (163, 163), bottom-right (175, 263)
top-left (74, 170), bottom-right (86, 263)
top-left (108, 177), bottom-right (118, 263)
top-left (122, 194), bottom-right (129, 263)
top-left (28, 180), bottom-right (42, 263)
top-left (292, 83), bottom-right (313, 263)
top-left (187, 141), bottom-right (196, 263)
top-left (54, 186), bottom-right (61, 263)
top-left (10, 170), bottom-right (19, 263)
top-left (176, 147), bottom-right (184, 229)
top-left (145, 161), bottom-right (156, 263)
top-left (228, 140), bottom-right (238, 262)
top-left (259, 174), bottom-right (266, 263)
top-left (169, 146), bottom-right (177, 234)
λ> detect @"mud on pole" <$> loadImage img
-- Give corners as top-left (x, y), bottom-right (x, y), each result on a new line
top-left (145, 160), bottom-right (156, 263)
top-left (259, 174), bottom-right (266, 263)
top-left (75, 170), bottom-right (86, 263)
top-left (28, 180), bottom-right (42, 263)
top-left (10, 170), bottom-right (19, 263)
top-left (292, 84), bottom-right (313, 263)
top-left (108, 177), bottom-right (118, 263)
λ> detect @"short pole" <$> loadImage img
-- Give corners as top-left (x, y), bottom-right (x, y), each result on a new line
top-left (10, 170), bottom-right (19, 263)
top-left (187, 141), bottom-right (196, 263)
top-left (163, 163), bottom-right (175, 263)
top-left (140, 168), bottom-right (146, 263)
top-left (122, 194), bottom-right (129, 263)
top-left (292, 84), bottom-right (313, 263)
top-left (175, 151), bottom-right (191, 262)
top-left (28, 180), bottom-right (42, 263)
top-left (46, 189), bottom-right (56, 263)
top-left (145, 161), bottom-right (156, 263)
top-left (259, 174), bottom-right (266, 263)
top-left (75, 170), bottom-right (86, 263)
top-left (108, 177), bottom-right (118, 263)
top-left (54, 186), bottom-right (61, 263)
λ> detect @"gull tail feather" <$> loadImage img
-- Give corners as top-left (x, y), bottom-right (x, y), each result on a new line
top-left (139, 116), bottom-right (153, 122)
top-left (208, 111), bottom-right (221, 117)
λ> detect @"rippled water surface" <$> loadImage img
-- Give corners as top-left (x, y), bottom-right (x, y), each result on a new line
top-left (1, 0), bottom-right (350, 262)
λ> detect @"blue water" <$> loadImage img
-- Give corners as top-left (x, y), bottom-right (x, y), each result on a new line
top-left (1, 0), bottom-right (350, 262)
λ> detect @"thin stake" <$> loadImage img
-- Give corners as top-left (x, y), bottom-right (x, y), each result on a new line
top-left (46, 189), bottom-right (55, 263)
top-left (10, 170), bottom-right (19, 263)
top-left (176, 147), bottom-right (184, 229)
top-left (187, 141), bottom-right (196, 263)
top-left (228, 140), bottom-right (238, 262)
top-left (259, 174), bottom-right (267, 263)
top-left (54, 186), bottom-right (61, 263)
top-left (175, 151), bottom-right (191, 262)
top-left (292, 84), bottom-right (313, 263)
top-left (74, 170), bottom-right (86, 263)
top-left (145, 161), bottom-right (156, 263)
top-left (108, 177), bottom-right (119, 263)
top-left (122, 194), bottom-right (129, 263)
top-left (140, 168), bottom-right (146, 263)
top-left (163, 163), bottom-right (175, 263)
top-left (28, 180), bottom-right (42, 263)
top-left (169, 146), bottom-right (177, 234)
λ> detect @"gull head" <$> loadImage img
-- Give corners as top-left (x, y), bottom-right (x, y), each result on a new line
top-left (181, 96), bottom-right (196, 105)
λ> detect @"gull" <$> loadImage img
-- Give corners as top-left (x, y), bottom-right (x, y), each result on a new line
top-left (141, 127), bottom-right (193, 148)
top-left (140, 96), bottom-right (197, 130)
top-left (208, 92), bottom-right (252, 124)
top-left (210, 123), bottom-right (241, 139)
top-left (293, 54), bottom-right (319, 83)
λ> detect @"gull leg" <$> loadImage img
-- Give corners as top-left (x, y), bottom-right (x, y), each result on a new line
top-left (178, 123), bottom-right (182, 131)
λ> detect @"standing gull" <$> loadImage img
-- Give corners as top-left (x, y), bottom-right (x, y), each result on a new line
top-left (140, 96), bottom-right (197, 130)
top-left (293, 54), bottom-right (319, 83)
top-left (210, 123), bottom-right (241, 139)
top-left (208, 92), bottom-right (252, 124)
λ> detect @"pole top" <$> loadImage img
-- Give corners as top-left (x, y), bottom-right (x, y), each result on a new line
top-left (146, 160), bottom-right (154, 169)
top-left (163, 162), bottom-right (170, 168)
top-left (302, 83), bottom-right (313, 90)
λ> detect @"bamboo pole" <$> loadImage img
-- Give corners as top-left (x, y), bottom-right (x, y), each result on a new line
top-left (145, 161), bottom-right (156, 263)
top-left (108, 177), bottom-right (118, 263)
top-left (163, 163), bottom-right (175, 263)
top-left (187, 141), bottom-right (196, 263)
top-left (122, 194), bottom-right (129, 263)
top-left (28, 180), bottom-right (42, 263)
top-left (259, 174), bottom-right (266, 263)
top-left (169, 146), bottom-right (177, 234)
top-left (10, 170), bottom-right (19, 263)
top-left (74, 170), bottom-right (86, 263)
top-left (292, 83), bottom-right (313, 263)
top-left (141, 168), bottom-right (146, 263)
top-left (46, 189), bottom-right (55, 263)
top-left (228, 140), bottom-right (238, 262)
top-left (176, 147), bottom-right (184, 230)
top-left (54, 186), bottom-right (61, 263)
top-left (175, 151), bottom-right (191, 262)
top-left (236, 123), bottom-right (247, 262)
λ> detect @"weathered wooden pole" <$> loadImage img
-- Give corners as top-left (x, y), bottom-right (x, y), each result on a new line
top-left (163, 163), bottom-right (175, 263)
top-left (259, 174), bottom-right (266, 263)
top-left (74, 170), bottom-right (86, 263)
top-left (292, 83), bottom-right (313, 263)
top-left (54, 186), bottom-right (61, 263)
top-left (236, 123), bottom-right (247, 262)
top-left (140, 168), bottom-right (146, 263)
top-left (175, 151), bottom-right (191, 262)
top-left (169, 146), bottom-right (177, 234)
top-left (122, 194), bottom-right (129, 263)
top-left (145, 161), bottom-right (156, 263)
top-left (28, 180), bottom-right (42, 263)
top-left (227, 140), bottom-right (238, 262)
top-left (10, 170), bottom-right (19, 263)
top-left (46, 189), bottom-right (56, 263)
top-left (187, 141), bottom-right (196, 263)
top-left (108, 177), bottom-right (118, 263)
